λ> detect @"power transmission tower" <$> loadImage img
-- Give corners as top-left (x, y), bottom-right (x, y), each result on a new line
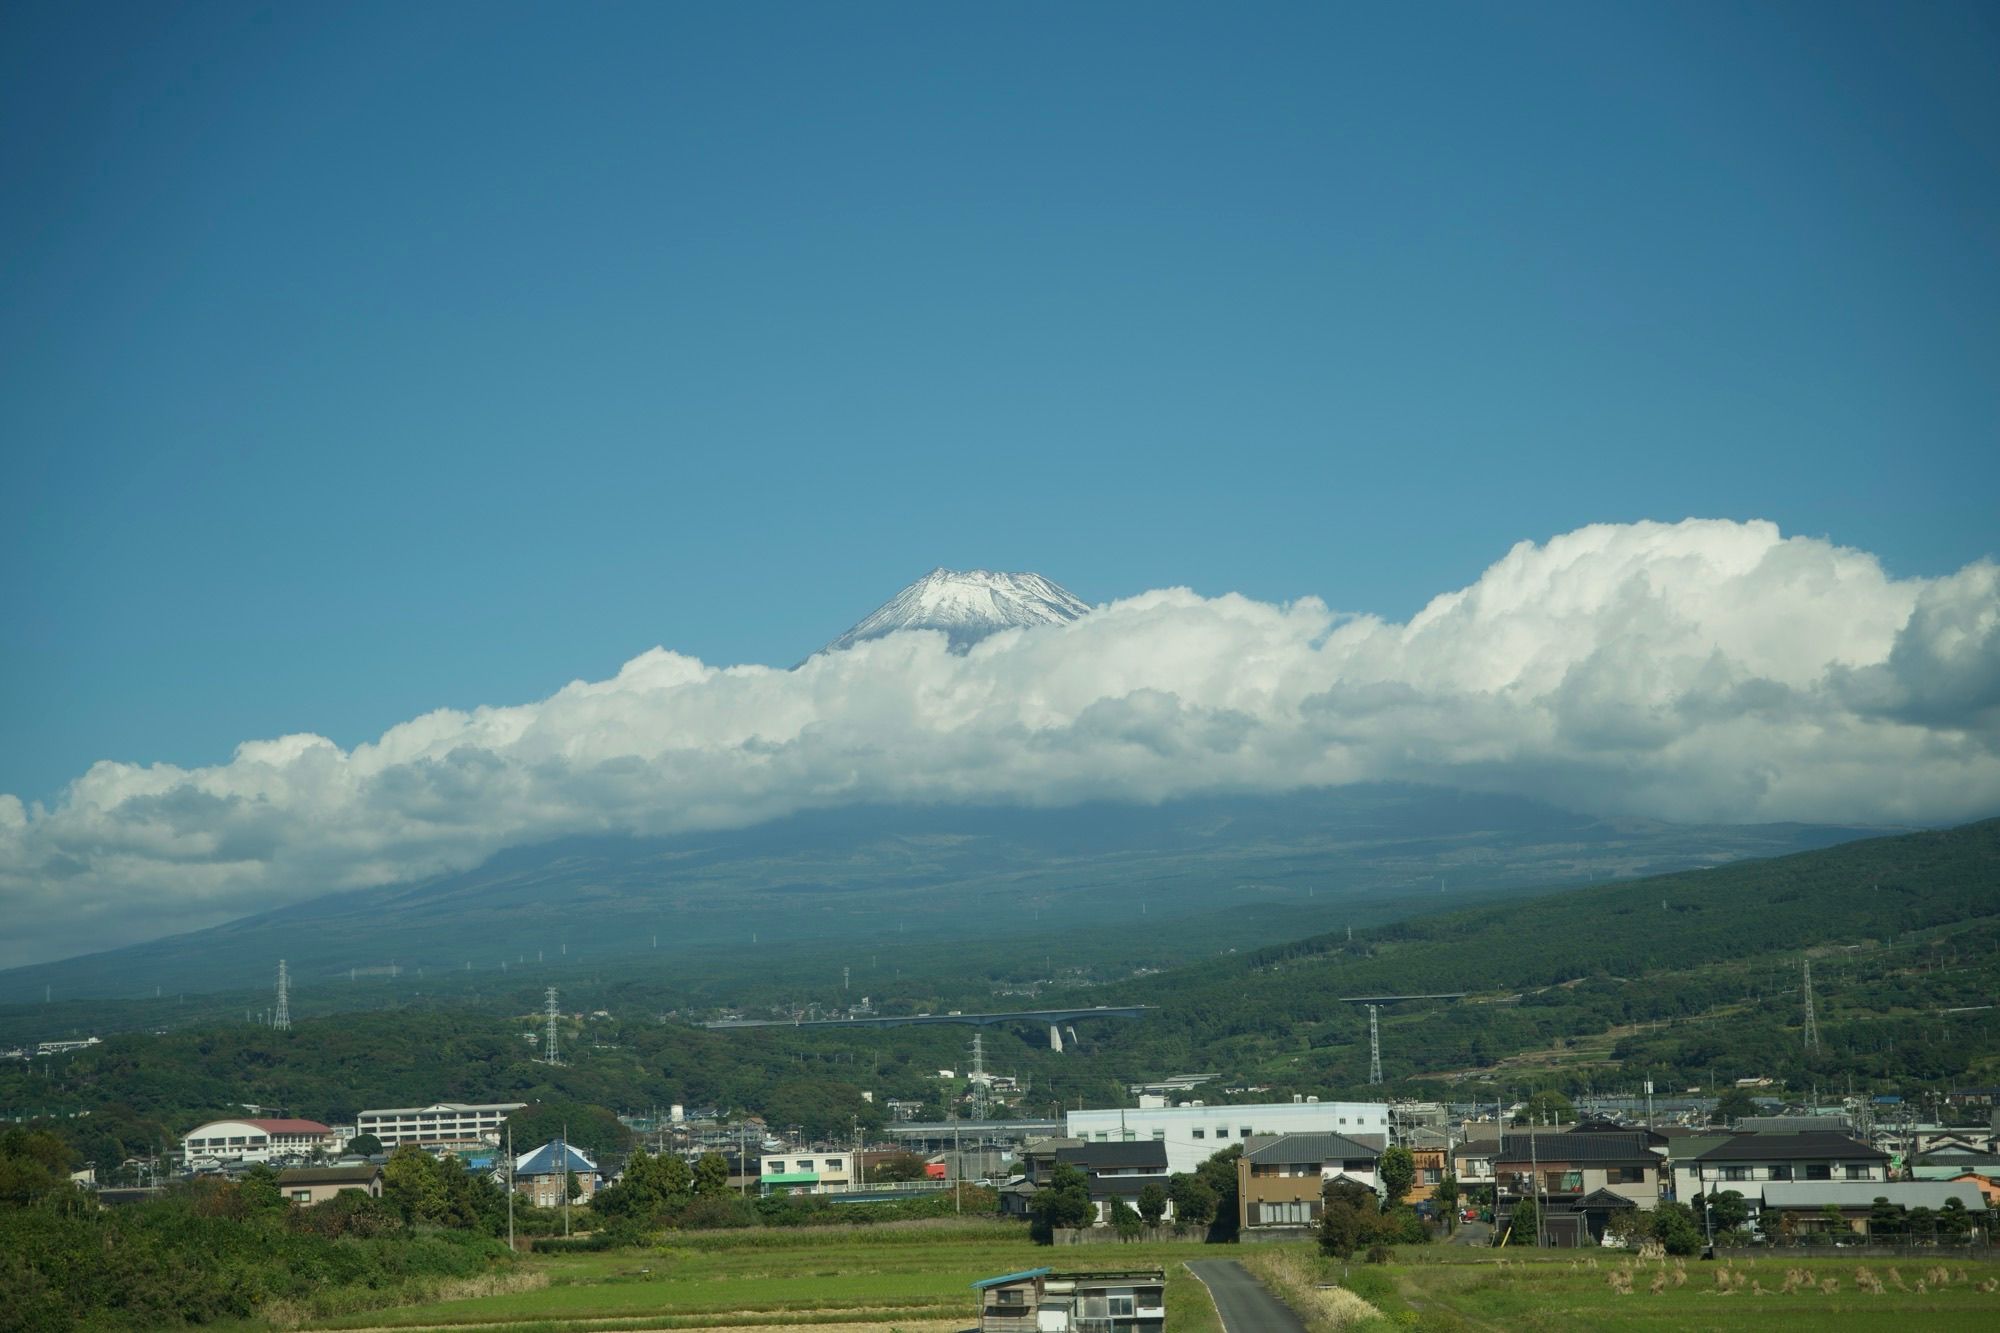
top-left (543, 987), bottom-right (562, 1065)
top-left (274, 960), bottom-right (290, 1032)
top-left (1802, 958), bottom-right (1820, 1053)
top-left (969, 1033), bottom-right (990, 1119)
top-left (1368, 1004), bottom-right (1383, 1084)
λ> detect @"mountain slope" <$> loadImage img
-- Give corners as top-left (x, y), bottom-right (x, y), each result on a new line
top-left (1105, 816), bottom-right (2000, 1089)
top-left (816, 567), bottom-right (1089, 656)
top-left (0, 784), bottom-right (1889, 1006)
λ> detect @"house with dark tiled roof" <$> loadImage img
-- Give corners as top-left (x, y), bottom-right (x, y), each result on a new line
top-left (1236, 1132), bottom-right (1383, 1234)
top-left (1495, 1131), bottom-right (1663, 1247)
top-left (1054, 1140), bottom-right (1172, 1225)
top-left (1675, 1131), bottom-right (1887, 1203)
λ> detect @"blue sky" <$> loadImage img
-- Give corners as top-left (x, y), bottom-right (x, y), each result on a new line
top-left (4, 0), bottom-right (1996, 807)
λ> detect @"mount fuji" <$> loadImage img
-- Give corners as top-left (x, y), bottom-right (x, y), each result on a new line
top-left (815, 567), bottom-right (1091, 657)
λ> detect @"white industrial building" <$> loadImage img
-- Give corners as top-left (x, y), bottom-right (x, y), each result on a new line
top-left (355, 1101), bottom-right (527, 1148)
top-left (1067, 1098), bottom-right (1391, 1175)
top-left (181, 1118), bottom-right (338, 1164)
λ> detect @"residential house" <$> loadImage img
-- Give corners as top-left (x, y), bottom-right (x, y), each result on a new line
top-left (1405, 1145), bottom-right (1449, 1205)
top-left (276, 1164), bottom-right (384, 1206)
top-left (1495, 1131), bottom-right (1663, 1247)
top-left (758, 1149), bottom-right (853, 1195)
top-left (1678, 1132), bottom-right (1888, 1204)
top-left (1055, 1140), bottom-right (1173, 1225)
top-left (1237, 1132), bottom-right (1382, 1234)
top-left (513, 1141), bottom-right (599, 1207)
top-left (973, 1267), bottom-right (1165, 1333)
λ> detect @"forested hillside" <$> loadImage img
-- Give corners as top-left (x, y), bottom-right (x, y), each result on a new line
top-left (1103, 818), bottom-right (2000, 1093)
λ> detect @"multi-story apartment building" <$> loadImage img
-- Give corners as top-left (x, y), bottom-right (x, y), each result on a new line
top-left (354, 1101), bottom-right (526, 1148)
top-left (1067, 1098), bottom-right (1390, 1175)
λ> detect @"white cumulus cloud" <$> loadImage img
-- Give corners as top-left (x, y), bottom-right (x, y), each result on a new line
top-left (1, 518), bottom-right (1996, 968)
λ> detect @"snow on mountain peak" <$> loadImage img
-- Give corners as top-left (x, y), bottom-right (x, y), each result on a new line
top-left (816, 568), bottom-right (1090, 657)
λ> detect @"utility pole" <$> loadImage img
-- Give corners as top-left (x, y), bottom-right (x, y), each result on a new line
top-left (562, 1123), bottom-right (570, 1237)
top-left (506, 1122), bottom-right (515, 1251)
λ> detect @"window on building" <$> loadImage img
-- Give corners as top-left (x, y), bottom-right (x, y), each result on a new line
top-left (1216, 1128), bottom-right (1230, 1139)
top-left (1845, 1165), bottom-right (1872, 1180)
top-left (825, 1158), bottom-right (843, 1170)
top-left (1423, 1168), bottom-right (1441, 1184)
top-left (1806, 1165), bottom-right (1832, 1181)
top-left (1152, 1130), bottom-right (1165, 1141)
top-left (1192, 1129), bottom-right (1205, 1140)
top-left (1722, 1166), bottom-right (1749, 1181)
top-left (1108, 1295), bottom-right (1135, 1318)
top-left (1769, 1165), bottom-right (1793, 1181)
top-left (293, 1190), bottom-right (312, 1202)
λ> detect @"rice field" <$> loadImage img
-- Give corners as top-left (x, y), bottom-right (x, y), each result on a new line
top-left (287, 1223), bottom-right (1222, 1333)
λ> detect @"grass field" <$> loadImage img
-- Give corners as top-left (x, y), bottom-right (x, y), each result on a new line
top-left (1248, 1241), bottom-right (2000, 1331)
top-left (256, 1225), bottom-right (2000, 1333)
top-left (288, 1222), bottom-right (1221, 1333)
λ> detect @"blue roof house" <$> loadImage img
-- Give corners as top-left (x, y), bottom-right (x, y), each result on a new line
top-left (512, 1140), bottom-right (599, 1207)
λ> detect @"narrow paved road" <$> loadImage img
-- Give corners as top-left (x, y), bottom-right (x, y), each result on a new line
top-left (1187, 1259), bottom-right (1309, 1333)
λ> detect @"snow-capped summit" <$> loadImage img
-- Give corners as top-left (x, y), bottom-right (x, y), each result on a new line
top-left (815, 568), bottom-right (1090, 657)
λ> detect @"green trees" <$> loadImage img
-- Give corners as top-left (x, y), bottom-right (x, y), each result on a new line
top-left (346, 1133), bottom-right (384, 1155)
top-left (1522, 1090), bottom-right (1575, 1125)
top-left (1166, 1171), bottom-right (1216, 1233)
top-left (693, 1151), bottom-right (730, 1198)
top-left (593, 1147), bottom-right (696, 1221)
top-left (1653, 1201), bottom-right (1703, 1255)
top-left (381, 1145), bottom-right (504, 1230)
top-left (239, 1162), bottom-right (284, 1212)
top-left (1509, 1198), bottom-right (1540, 1246)
top-left (1318, 1178), bottom-right (1375, 1259)
top-left (503, 1101), bottom-right (630, 1161)
top-left (1706, 1189), bottom-right (1749, 1234)
top-left (1028, 1163), bottom-right (1094, 1243)
top-left (1434, 1173), bottom-right (1461, 1228)
top-left (0, 1128), bottom-right (76, 1208)
top-left (1709, 1087), bottom-right (1760, 1124)
top-left (1194, 1145), bottom-right (1242, 1239)
top-left (1378, 1146), bottom-right (1415, 1207)
top-left (1138, 1181), bottom-right (1167, 1227)
top-left (1110, 1198), bottom-right (1144, 1238)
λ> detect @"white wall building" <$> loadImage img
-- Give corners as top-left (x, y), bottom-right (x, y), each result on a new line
top-left (181, 1118), bottom-right (337, 1164)
top-left (1067, 1099), bottom-right (1391, 1176)
top-left (355, 1102), bottom-right (527, 1148)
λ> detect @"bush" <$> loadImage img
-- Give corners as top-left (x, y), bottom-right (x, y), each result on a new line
top-left (1365, 1244), bottom-right (1393, 1264)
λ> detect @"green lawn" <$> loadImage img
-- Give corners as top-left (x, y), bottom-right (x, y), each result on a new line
top-left (296, 1223), bottom-right (1221, 1333)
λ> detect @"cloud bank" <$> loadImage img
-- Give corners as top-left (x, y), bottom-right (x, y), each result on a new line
top-left (3, 519), bottom-right (1997, 967)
